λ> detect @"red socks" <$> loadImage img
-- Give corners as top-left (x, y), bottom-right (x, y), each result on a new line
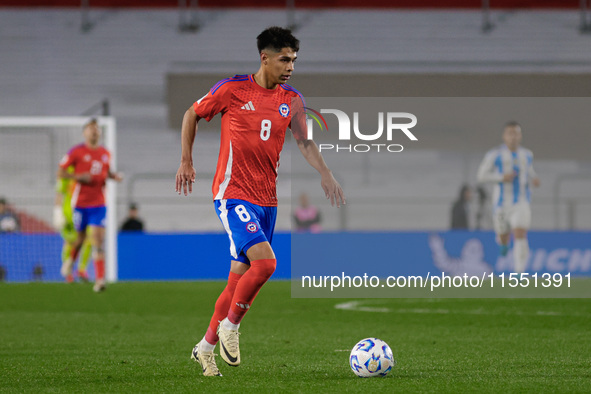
top-left (205, 271), bottom-right (242, 344)
top-left (94, 259), bottom-right (105, 281)
top-left (227, 259), bottom-right (276, 325)
top-left (203, 259), bottom-right (276, 344)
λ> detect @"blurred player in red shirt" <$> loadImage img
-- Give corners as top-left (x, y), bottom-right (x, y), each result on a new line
top-left (176, 27), bottom-right (345, 376)
top-left (58, 119), bottom-right (122, 292)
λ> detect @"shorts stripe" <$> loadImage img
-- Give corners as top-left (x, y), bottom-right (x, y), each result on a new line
top-left (218, 199), bottom-right (238, 259)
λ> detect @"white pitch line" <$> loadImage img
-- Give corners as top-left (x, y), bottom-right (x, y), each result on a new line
top-left (397, 308), bottom-right (450, 314)
top-left (536, 311), bottom-right (562, 316)
top-left (334, 300), bottom-right (582, 317)
top-left (335, 301), bottom-right (389, 312)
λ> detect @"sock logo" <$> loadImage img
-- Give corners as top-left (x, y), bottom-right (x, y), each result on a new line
top-left (235, 303), bottom-right (250, 310)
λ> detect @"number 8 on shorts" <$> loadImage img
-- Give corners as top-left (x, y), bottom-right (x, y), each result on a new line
top-left (234, 205), bottom-right (251, 222)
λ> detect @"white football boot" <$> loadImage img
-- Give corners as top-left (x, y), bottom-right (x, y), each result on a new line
top-left (217, 318), bottom-right (241, 366)
top-left (191, 341), bottom-right (222, 376)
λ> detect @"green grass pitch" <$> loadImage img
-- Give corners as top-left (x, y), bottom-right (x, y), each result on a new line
top-left (1, 281), bottom-right (590, 392)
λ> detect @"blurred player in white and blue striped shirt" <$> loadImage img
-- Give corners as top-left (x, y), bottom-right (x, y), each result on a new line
top-left (477, 121), bottom-right (540, 273)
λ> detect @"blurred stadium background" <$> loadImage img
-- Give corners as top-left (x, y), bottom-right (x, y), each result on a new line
top-left (1, 1), bottom-right (591, 282)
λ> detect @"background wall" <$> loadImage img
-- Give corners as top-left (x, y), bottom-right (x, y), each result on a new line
top-left (1, 5), bottom-right (591, 281)
top-left (0, 1), bottom-right (582, 9)
top-left (167, 73), bottom-right (591, 161)
top-left (5, 231), bottom-right (586, 282)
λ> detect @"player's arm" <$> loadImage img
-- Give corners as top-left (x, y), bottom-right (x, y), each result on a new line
top-left (296, 138), bottom-right (346, 207)
top-left (57, 167), bottom-right (91, 184)
top-left (108, 170), bottom-right (123, 182)
top-left (57, 152), bottom-right (92, 183)
top-left (176, 84), bottom-right (226, 195)
top-left (175, 106), bottom-right (199, 196)
top-left (527, 152), bottom-right (540, 187)
top-left (476, 151), bottom-right (512, 184)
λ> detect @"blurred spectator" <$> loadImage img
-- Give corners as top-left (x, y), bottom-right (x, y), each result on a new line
top-left (475, 186), bottom-right (492, 230)
top-left (294, 193), bottom-right (322, 233)
top-left (120, 203), bottom-right (144, 232)
top-left (0, 197), bottom-right (20, 233)
top-left (0, 265), bottom-right (6, 281)
top-left (33, 264), bottom-right (44, 281)
top-left (450, 185), bottom-right (471, 230)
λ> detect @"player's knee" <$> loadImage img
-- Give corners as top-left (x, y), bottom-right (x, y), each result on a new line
top-left (74, 238), bottom-right (85, 250)
top-left (92, 246), bottom-right (105, 259)
top-left (93, 233), bottom-right (105, 244)
top-left (498, 233), bottom-right (510, 244)
top-left (253, 258), bottom-right (276, 279)
top-left (514, 228), bottom-right (527, 239)
top-left (246, 241), bottom-right (276, 261)
top-left (230, 260), bottom-right (250, 275)
top-left (76, 232), bottom-right (86, 243)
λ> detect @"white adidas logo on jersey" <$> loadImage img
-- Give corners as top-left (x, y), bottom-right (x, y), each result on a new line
top-left (240, 101), bottom-right (255, 111)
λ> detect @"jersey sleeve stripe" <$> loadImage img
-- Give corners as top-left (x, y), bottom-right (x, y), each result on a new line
top-left (211, 76), bottom-right (249, 95)
top-left (211, 75), bottom-right (249, 91)
top-left (210, 78), bottom-right (229, 92)
top-left (280, 84), bottom-right (306, 107)
top-left (211, 76), bottom-right (241, 92)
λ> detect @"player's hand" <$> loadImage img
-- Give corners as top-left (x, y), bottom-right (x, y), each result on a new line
top-left (176, 162), bottom-right (196, 196)
top-left (321, 170), bottom-right (346, 208)
top-left (76, 173), bottom-right (92, 184)
top-left (502, 173), bottom-right (516, 183)
top-left (111, 172), bottom-right (124, 182)
top-left (532, 177), bottom-right (540, 187)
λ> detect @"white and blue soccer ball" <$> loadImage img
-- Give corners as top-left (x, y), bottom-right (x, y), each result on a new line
top-left (349, 337), bottom-right (395, 378)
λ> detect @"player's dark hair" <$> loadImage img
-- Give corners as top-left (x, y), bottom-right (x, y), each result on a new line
top-left (84, 118), bottom-right (98, 129)
top-left (257, 26), bottom-right (299, 53)
top-left (504, 121), bottom-right (521, 129)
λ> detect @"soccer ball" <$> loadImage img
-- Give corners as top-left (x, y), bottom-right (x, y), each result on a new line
top-left (349, 337), bottom-right (395, 378)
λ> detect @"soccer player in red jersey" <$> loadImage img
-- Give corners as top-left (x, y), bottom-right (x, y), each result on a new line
top-left (58, 119), bottom-right (122, 292)
top-left (176, 27), bottom-right (345, 376)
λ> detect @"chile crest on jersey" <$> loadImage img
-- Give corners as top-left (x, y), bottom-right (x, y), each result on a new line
top-left (278, 103), bottom-right (290, 118)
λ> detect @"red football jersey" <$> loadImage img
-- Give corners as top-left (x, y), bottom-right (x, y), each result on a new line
top-left (193, 74), bottom-right (306, 207)
top-left (59, 143), bottom-right (111, 208)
